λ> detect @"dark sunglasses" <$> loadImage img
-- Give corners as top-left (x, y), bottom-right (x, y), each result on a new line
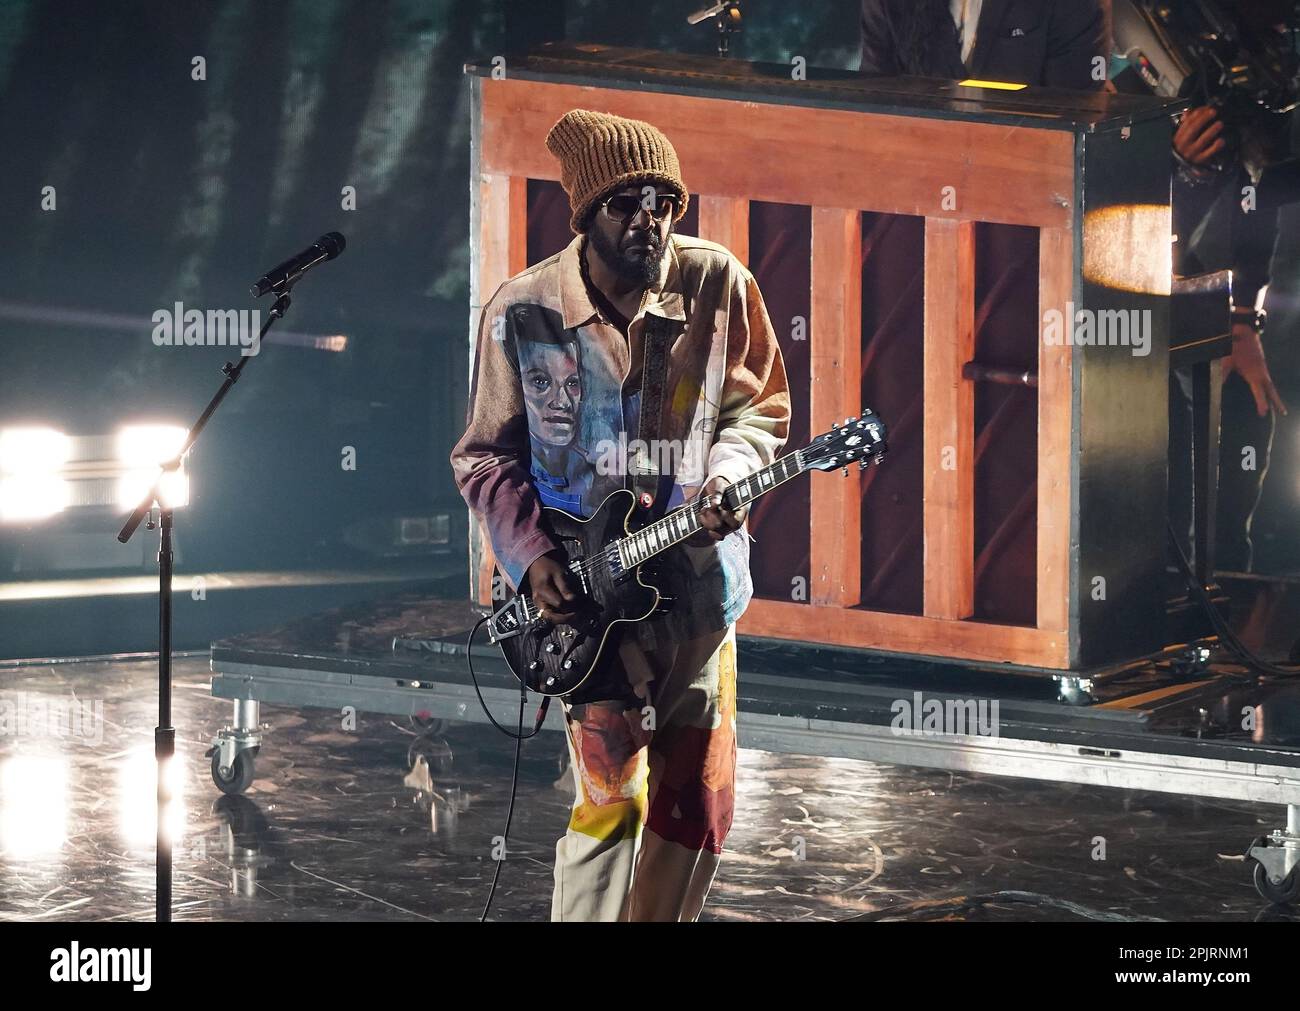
top-left (601, 192), bottom-right (678, 223)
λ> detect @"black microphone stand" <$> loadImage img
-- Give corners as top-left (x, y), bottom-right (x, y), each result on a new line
top-left (116, 285), bottom-right (295, 923)
top-left (687, 2), bottom-right (742, 58)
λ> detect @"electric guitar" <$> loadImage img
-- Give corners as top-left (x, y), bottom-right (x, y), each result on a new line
top-left (485, 409), bottom-right (887, 702)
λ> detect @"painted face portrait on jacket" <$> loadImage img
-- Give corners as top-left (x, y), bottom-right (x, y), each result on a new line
top-left (520, 338), bottom-right (583, 448)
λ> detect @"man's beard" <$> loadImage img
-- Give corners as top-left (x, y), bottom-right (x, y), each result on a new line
top-left (589, 225), bottom-right (664, 286)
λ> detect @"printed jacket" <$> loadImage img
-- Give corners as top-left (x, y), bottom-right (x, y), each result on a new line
top-left (450, 231), bottom-right (791, 644)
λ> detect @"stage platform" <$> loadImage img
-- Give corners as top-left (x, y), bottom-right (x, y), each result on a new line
top-left (208, 583), bottom-right (1300, 902)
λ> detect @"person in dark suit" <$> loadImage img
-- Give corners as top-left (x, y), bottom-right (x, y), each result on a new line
top-left (859, 0), bottom-right (1108, 91)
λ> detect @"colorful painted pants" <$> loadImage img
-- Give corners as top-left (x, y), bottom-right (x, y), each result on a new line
top-left (551, 623), bottom-right (738, 922)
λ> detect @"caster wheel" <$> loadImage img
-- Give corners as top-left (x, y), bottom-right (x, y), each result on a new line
top-left (1253, 861), bottom-right (1300, 905)
top-left (408, 736), bottom-right (453, 775)
top-left (211, 748), bottom-right (256, 795)
top-left (430, 748), bottom-right (453, 775)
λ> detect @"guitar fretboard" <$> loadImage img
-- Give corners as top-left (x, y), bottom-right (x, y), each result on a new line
top-left (616, 450), bottom-right (805, 569)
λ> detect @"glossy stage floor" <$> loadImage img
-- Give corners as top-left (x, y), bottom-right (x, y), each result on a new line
top-left (2, 578), bottom-right (1299, 922)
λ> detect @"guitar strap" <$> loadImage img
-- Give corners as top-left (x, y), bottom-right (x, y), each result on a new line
top-left (629, 311), bottom-right (680, 521)
top-left (627, 311), bottom-right (682, 657)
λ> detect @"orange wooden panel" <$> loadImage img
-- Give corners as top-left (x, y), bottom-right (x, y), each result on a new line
top-left (740, 597), bottom-right (1069, 668)
top-left (1036, 227), bottom-right (1074, 636)
top-left (922, 218), bottom-right (976, 620)
top-left (810, 207), bottom-right (863, 607)
top-left (696, 195), bottom-right (749, 265)
top-left (471, 78), bottom-right (1081, 667)
top-left (480, 79), bottom-right (1074, 229)
top-left (478, 172), bottom-right (528, 300)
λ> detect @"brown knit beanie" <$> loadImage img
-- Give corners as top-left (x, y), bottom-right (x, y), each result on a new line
top-left (545, 109), bottom-right (689, 234)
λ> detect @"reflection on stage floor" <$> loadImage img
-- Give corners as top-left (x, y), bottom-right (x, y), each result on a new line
top-left (1, 648), bottom-right (1296, 922)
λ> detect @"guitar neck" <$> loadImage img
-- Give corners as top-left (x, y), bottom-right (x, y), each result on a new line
top-left (615, 449), bottom-right (806, 569)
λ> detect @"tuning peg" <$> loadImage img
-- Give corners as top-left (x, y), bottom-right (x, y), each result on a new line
top-left (842, 466), bottom-right (849, 477)
top-left (844, 416), bottom-right (853, 426)
top-left (831, 420), bottom-right (839, 429)
top-left (858, 458), bottom-right (869, 470)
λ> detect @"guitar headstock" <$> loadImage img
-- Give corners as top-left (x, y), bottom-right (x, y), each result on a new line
top-left (802, 409), bottom-right (888, 472)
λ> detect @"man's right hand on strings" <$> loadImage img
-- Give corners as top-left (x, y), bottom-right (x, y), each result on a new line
top-left (526, 550), bottom-right (582, 624)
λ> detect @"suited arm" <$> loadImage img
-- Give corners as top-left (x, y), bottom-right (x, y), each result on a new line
top-left (859, 0), bottom-right (901, 75)
top-left (1043, 0), bottom-right (1107, 91)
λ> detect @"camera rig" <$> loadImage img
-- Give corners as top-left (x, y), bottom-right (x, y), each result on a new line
top-left (1113, 0), bottom-right (1300, 120)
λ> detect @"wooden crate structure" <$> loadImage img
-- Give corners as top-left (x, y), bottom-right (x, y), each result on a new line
top-left (464, 43), bottom-right (1179, 673)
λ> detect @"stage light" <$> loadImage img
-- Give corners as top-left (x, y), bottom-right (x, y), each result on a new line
top-left (116, 425), bottom-right (190, 509)
top-left (0, 755), bottom-right (69, 859)
top-left (116, 424), bottom-right (187, 467)
top-left (117, 744), bottom-right (186, 849)
top-left (0, 426), bottom-right (71, 474)
top-left (1082, 204), bottom-right (1173, 295)
top-left (116, 468), bottom-right (190, 509)
top-left (0, 428), bottom-right (73, 520)
top-left (0, 475), bottom-right (71, 521)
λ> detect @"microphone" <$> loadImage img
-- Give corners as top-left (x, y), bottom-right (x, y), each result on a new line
top-left (250, 232), bottom-right (346, 297)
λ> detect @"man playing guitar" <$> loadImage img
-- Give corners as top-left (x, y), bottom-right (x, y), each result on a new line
top-left (451, 109), bottom-right (791, 921)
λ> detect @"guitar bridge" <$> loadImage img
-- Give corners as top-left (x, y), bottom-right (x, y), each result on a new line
top-left (486, 595), bottom-right (535, 644)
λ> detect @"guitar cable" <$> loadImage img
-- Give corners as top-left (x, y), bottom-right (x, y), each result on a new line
top-left (465, 614), bottom-right (552, 921)
top-left (466, 615), bottom-right (551, 740)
